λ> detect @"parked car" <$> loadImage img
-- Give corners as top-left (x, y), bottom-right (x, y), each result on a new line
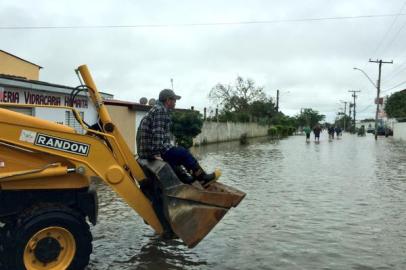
top-left (366, 127), bottom-right (375, 133)
top-left (371, 126), bottom-right (393, 136)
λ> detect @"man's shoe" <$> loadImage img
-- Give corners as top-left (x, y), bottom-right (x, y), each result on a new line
top-left (198, 169), bottom-right (221, 187)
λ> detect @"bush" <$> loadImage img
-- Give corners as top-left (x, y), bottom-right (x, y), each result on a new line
top-left (287, 126), bottom-right (296, 135)
top-left (275, 125), bottom-right (284, 135)
top-left (268, 127), bottom-right (277, 137)
top-left (171, 111), bottom-right (203, 148)
top-left (268, 125), bottom-right (295, 138)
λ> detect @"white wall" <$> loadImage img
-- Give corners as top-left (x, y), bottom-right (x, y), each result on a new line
top-left (393, 122), bottom-right (406, 140)
top-left (193, 121), bottom-right (269, 145)
top-left (35, 103), bottom-right (98, 126)
top-left (0, 86), bottom-right (98, 128)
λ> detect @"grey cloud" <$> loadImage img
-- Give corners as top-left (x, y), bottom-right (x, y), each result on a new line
top-left (1, 0), bottom-right (406, 122)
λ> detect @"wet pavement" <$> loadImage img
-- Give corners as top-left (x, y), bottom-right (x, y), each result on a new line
top-left (87, 133), bottom-right (406, 270)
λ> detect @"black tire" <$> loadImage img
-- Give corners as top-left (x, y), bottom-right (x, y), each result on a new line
top-left (1, 205), bottom-right (92, 270)
top-left (0, 224), bottom-right (7, 270)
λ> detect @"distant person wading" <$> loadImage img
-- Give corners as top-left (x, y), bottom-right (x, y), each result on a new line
top-left (303, 126), bottom-right (311, 142)
top-left (313, 124), bottom-right (322, 142)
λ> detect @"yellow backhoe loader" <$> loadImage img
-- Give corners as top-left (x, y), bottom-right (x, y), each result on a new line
top-left (0, 65), bottom-right (245, 270)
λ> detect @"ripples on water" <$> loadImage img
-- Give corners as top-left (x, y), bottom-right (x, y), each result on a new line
top-left (88, 134), bottom-right (406, 270)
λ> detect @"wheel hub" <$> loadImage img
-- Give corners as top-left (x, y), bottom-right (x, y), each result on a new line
top-left (34, 237), bottom-right (62, 263)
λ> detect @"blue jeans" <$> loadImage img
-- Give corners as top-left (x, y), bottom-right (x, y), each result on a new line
top-left (161, 146), bottom-right (198, 171)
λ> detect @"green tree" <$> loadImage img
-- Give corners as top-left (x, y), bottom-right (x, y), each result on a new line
top-left (209, 77), bottom-right (276, 123)
top-left (385, 91), bottom-right (406, 121)
top-left (271, 112), bottom-right (297, 127)
top-left (335, 114), bottom-right (352, 131)
top-left (295, 108), bottom-right (325, 128)
top-left (171, 111), bottom-right (203, 148)
top-left (209, 76), bottom-right (267, 113)
top-left (249, 98), bottom-right (276, 124)
top-left (218, 111), bottom-right (251, 123)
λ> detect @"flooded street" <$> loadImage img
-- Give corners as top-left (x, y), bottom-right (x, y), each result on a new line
top-left (88, 133), bottom-right (406, 270)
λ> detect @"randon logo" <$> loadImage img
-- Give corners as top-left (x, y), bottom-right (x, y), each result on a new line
top-left (34, 133), bottom-right (90, 156)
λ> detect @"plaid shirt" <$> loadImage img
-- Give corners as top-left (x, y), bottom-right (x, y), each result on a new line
top-left (137, 101), bottom-right (172, 159)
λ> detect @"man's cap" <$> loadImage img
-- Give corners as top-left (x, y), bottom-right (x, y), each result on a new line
top-left (159, 89), bottom-right (181, 101)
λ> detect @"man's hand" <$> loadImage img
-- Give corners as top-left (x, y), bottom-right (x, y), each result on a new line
top-left (154, 155), bottom-right (163, 161)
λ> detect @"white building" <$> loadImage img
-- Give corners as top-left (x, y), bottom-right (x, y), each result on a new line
top-left (0, 74), bottom-right (113, 133)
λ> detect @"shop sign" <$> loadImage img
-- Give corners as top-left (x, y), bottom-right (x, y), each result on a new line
top-left (0, 88), bottom-right (88, 108)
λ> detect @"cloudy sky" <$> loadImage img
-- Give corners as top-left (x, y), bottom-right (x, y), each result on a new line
top-left (2, 0), bottom-right (406, 121)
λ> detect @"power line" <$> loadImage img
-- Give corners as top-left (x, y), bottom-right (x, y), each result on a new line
top-left (382, 79), bottom-right (406, 92)
top-left (381, 46), bottom-right (406, 82)
top-left (376, 1), bottom-right (406, 80)
top-left (379, 17), bottom-right (406, 57)
top-left (370, 1), bottom-right (406, 57)
top-left (1, 13), bottom-right (406, 30)
top-left (357, 104), bottom-right (374, 113)
top-left (381, 35), bottom-right (406, 80)
top-left (382, 61), bottom-right (406, 82)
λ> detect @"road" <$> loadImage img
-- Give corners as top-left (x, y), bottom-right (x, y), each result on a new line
top-left (89, 133), bottom-right (406, 270)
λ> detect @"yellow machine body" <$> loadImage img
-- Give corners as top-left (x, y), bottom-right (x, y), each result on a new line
top-left (0, 65), bottom-right (245, 269)
top-left (0, 103), bottom-right (163, 233)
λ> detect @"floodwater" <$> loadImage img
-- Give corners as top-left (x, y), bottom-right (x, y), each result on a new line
top-left (87, 133), bottom-right (406, 270)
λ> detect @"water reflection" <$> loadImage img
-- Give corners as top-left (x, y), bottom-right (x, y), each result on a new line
top-left (118, 236), bottom-right (207, 270)
top-left (89, 134), bottom-right (406, 270)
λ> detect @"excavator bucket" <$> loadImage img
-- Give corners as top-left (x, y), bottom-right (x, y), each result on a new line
top-left (138, 159), bottom-right (246, 248)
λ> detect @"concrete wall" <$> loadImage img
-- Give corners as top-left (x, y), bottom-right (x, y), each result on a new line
top-left (0, 51), bottom-right (40, 80)
top-left (194, 121), bottom-right (269, 145)
top-left (393, 122), bottom-right (406, 140)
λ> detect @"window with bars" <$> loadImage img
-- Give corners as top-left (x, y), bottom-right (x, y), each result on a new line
top-left (65, 111), bottom-right (85, 134)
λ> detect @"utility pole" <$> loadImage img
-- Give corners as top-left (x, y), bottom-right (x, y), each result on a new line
top-left (348, 90), bottom-right (361, 132)
top-left (170, 78), bottom-right (174, 90)
top-left (369, 59), bottom-right (393, 140)
top-left (348, 103), bottom-right (352, 126)
top-left (300, 108), bottom-right (310, 126)
top-left (276, 89), bottom-right (279, 112)
top-left (340, 100), bottom-right (348, 131)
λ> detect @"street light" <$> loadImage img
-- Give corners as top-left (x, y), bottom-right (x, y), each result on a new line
top-left (353, 67), bottom-right (377, 89)
top-left (353, 67), bottom-right (379, 139)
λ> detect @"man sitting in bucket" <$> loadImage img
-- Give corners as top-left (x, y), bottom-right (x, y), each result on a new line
top-left (137, 89), bottom-right (219, 187)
